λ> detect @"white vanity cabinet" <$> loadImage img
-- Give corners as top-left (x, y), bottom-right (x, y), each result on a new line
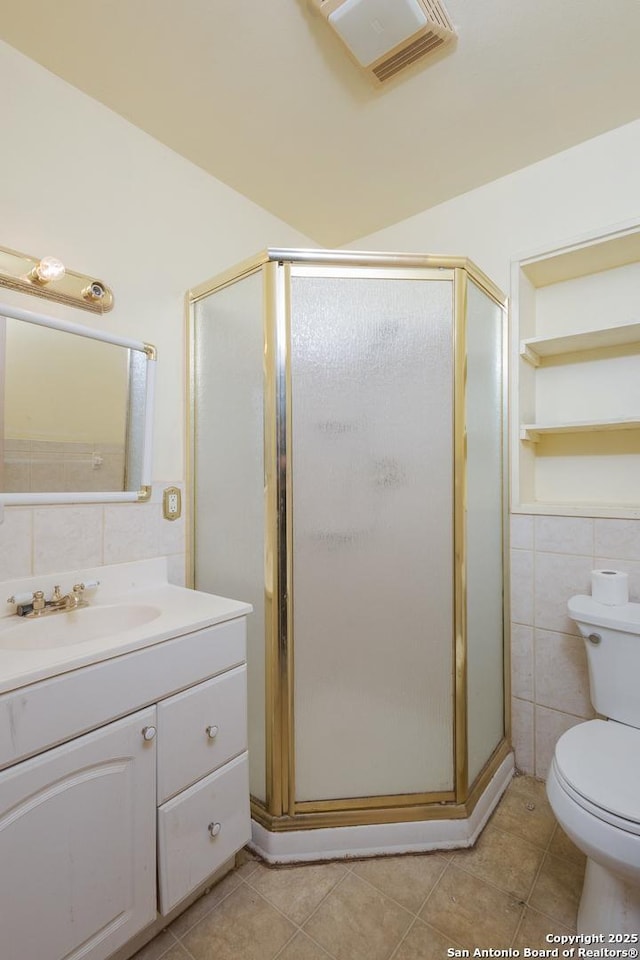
top-left (0, 707), bottom-right (157, 960)
top-left (0, 592), bottom-right (251, 960)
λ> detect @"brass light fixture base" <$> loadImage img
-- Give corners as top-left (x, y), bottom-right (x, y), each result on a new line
top-left (0, 245), bottom-right (114, 313)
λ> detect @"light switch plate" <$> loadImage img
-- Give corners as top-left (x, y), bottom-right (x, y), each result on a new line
top-left (163, 486), bottom-right (181, 521)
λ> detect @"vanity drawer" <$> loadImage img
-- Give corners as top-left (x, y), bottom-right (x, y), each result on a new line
top-left (157, 751), bottom-right (250, 914)
top-left (157, 665), bottom-right (247, 802)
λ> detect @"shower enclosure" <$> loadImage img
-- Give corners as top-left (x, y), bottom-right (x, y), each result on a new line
top-left (188, 250), bottom-right (509, 844)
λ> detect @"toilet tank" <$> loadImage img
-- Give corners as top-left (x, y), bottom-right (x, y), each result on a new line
top-left (567, 596), bottom-right (640, 728)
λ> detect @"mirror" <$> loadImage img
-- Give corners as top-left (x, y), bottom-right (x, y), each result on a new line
top-left (0, 302), bottom-right (156, 504)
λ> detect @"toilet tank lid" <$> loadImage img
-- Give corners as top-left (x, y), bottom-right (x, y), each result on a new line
top-left (568, 595), bottom-right (640, 634)
top-left (555, 720), bottom-right (640, 825)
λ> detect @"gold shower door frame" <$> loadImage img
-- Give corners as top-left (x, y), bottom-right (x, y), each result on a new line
top-left (187, 249), bottom-right (510, 833)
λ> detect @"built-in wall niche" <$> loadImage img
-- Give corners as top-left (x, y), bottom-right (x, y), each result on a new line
top-left (511, 223), bottom-right (640, 519)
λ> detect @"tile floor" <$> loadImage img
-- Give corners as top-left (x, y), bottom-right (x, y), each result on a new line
top-left (133, 775), bottom-right (585, 960)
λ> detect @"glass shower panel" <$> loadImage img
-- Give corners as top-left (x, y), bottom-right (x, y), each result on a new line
top-left (193, 272), bottom-right (266, 802)
top-left (290, 274), bottom-right (454, 801)
top-left (465, 279), bottom-right (505, 784)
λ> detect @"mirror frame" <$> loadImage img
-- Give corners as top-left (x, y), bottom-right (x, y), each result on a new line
top-left (0, 300), bottom-right (156, 505)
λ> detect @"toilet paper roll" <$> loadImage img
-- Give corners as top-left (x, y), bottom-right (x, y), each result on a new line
top-left (591, 569), bottom-right (629, 606)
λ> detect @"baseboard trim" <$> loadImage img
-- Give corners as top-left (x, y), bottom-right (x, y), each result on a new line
top-left (250, 751), bottom-right (514, 863)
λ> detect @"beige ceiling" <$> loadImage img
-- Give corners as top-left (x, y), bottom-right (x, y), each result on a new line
top-left (3, 0), bottom-right (640, 245)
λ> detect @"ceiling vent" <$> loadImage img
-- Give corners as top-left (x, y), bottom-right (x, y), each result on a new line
top-left (312, 0), bottom-right (456, 82)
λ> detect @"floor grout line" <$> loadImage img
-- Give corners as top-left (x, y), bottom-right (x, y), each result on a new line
top-left (295, 867), bottom-right (352, 931)
top-left (509, 817), bottom-right (550, 950)
top-left (509, 901), bottom-right (529, 947)
top-left (387, 915), bottom-right (420, 960)
top-left (168, 873), bottom-right (248, 941)
top-left (271, 927), bottom-right (304, 960)
top-left (447, 850), bottom-right (539, 905)
top-left (244, 864), bottom-right (352, 958)
top-left (269, 868), bottom-right (350, 960)
top-left (272, 926), bottom-right (338, 960)
top-left (296, 928), bottom-right (341, 960)
top-left (346, 866), bottom-right (427, 920)
top-left (176, 935), bottom-right (198, 960)
top-left (408, 859), bottom-right (479, 948)
top-left (401, 854), bottom-right (450, 919)
top-left (417, 856), bottom-right (451, 913)
top-left (150, 928), bottom-right (183, 960)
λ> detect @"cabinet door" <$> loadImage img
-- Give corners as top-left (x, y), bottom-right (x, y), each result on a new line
top-left (0, 707), bottom-right (157, 960)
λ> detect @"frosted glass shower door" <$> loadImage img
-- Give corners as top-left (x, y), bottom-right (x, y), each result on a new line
top-left (192, 271), bottom-right (267, 802)
top-left (290, 271), bottom-right (455, 802)
top-left (465, 278), bottom-right (506, 784)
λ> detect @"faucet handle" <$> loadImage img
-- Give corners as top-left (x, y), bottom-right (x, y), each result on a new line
top-left (7, 592), bottom-right (34, 606)
top-left (32, 590), bottom-right (46, 612)
top-left (80, 579), bottom-right (100, 591)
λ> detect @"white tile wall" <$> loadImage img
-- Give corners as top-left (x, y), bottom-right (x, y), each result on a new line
top-left (509, 548), bottom-right (534, 625)
top-left (510, 513), bottom-right (640, 778)
top-left (510, 623), bottom-right (533, 700)
top-left (0, 509), bottom-right (32, 581)
top-left (0, 482), bottom-right (186, 586)
top-left (33, 505), bottom-right (104, 573)
top-left (594, 519), bottom-right (640, 561)
top-left (533, 552), bottom-right (592, 634)
top-left (511, 697), bottom-right (534, 777)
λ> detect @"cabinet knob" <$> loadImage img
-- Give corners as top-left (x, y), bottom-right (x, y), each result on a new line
top-left (141, 725), bottom-right (157, 741)
top-left (208, 821), bottom-right (222, 839)
top-left (206, 725), bottom-right (219, 740)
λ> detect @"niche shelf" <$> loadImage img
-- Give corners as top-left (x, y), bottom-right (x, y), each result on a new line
top-left (511, 221), bottom-right (640, 518)
top-left (520, 417), bottom-right (640, 443)
top-left (520, 320), bottom-right (640, 366)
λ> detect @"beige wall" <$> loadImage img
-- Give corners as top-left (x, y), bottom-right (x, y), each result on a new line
top-left (352, 118), bottom-right (640, 777)
top-left (0, 39), bottom-right (311, 582)
top-left (351, 117), bottom-right (640, 291)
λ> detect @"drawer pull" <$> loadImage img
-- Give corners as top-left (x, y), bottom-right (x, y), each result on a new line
top-left (141, 725), bottom-right (157, 742)
top-left (206, 725), bottom-right (219, 740)
top-left (208, 821), bottom-right (222, 839)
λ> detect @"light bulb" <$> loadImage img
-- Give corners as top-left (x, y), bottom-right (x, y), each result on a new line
top-left (32, 256), bottom-right (66, 283)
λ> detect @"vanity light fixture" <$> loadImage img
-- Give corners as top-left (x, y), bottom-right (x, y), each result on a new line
top-left (0, 243), bottom-right (114, 313)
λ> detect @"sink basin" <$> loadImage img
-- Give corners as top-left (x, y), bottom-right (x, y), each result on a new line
top-left (0, 604), bottom-right (162, 651)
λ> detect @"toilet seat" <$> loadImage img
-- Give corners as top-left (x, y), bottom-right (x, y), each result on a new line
top-left (553, 720), bottom-right (640, 836)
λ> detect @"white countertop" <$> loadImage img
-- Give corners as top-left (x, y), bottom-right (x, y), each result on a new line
top-left (0, 559), bottom-right (252, 696)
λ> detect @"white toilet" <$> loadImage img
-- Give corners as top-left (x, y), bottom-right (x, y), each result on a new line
top-left (546, 594), bottom-right (640, 934)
